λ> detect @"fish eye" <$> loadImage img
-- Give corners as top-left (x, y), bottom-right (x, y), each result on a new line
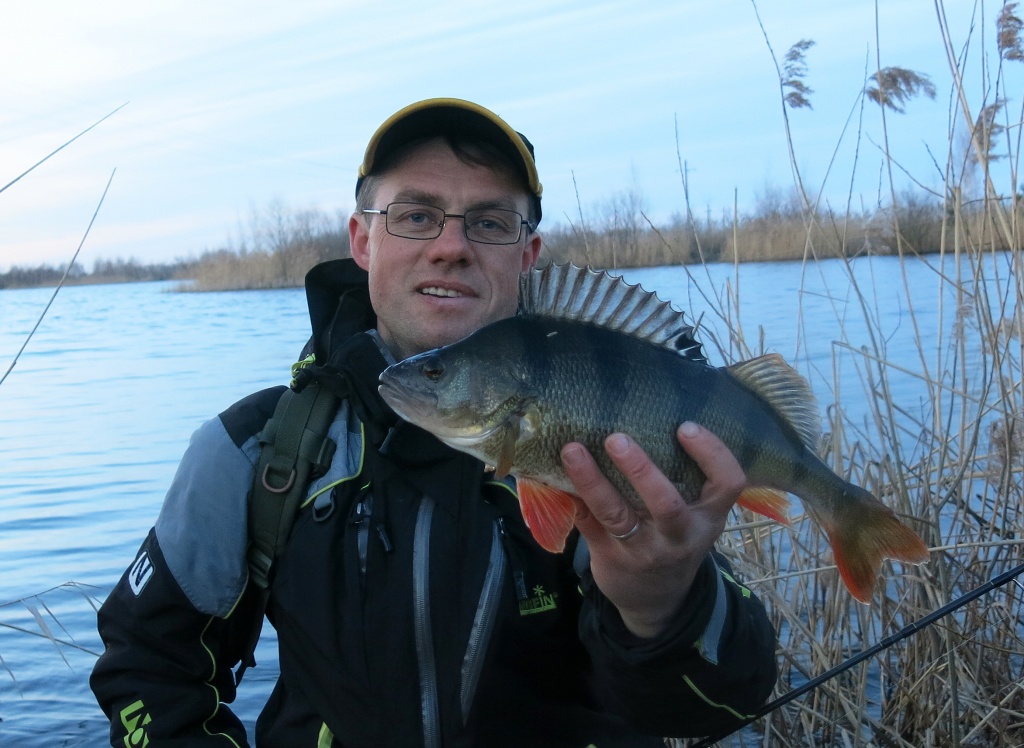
top-left (421, 357), bottom-right (444, 381)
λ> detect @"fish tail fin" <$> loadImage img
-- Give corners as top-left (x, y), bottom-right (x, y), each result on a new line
top-left (516, 478), bottom-right (578, 554)
top-left (736, 487), bottom-right (792, 525)
top-left (808, 486), bottom-right (930, 604)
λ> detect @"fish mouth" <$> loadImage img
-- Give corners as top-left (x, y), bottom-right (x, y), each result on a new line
top-left (378, 377), bottom-right (500, 442)
top-left (377, 378), bottom-right (430, 422)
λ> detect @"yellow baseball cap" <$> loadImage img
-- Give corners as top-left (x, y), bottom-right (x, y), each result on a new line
top-left (356, 98), bottom-right (543, 220)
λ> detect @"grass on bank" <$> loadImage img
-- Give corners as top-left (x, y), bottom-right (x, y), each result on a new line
top-left (688, 241), bottom-right (1023, 747)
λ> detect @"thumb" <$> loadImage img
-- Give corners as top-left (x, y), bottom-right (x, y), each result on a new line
top-left (676, 421), bottom-right (746, 508)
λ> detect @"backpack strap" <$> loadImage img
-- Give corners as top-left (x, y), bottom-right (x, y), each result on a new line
top-left (236, 380), bottom-right (342, 683)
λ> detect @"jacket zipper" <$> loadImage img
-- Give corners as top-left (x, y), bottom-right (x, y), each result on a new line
top-left (351, 493), bottom-right (372, 579)
top-left (349, 489), bottom-right (393, 585)
top-left (497, 517), bottom-right (529, 601)
top-left (459, 520), bottom-right (508, 723)
top-left (413, 496), bottom-right (440, 748)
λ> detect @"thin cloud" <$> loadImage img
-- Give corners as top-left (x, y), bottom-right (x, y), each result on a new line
top-left (0, 0), bottom-right (992, 271)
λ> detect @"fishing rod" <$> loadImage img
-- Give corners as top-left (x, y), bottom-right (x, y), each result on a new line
top-left (0, 102), bottom-right (128, 196)
top-left (0, 169), bottom-right (117, 388)
top-left (0, 104), bottom-right (127, 388)
top-left (691, 559), bottom-right (1024, 748)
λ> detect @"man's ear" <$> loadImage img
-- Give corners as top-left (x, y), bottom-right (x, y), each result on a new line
top-left (350, 213), bottom-right (371, 271)
top-left (521, 230), bottom-right (542, 272)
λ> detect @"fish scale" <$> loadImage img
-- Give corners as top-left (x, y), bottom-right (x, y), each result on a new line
top-left (379, 263), bottom-right (930, 604)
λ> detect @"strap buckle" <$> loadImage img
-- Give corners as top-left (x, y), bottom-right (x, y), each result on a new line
top-left (261, 463), bottom-right (296, 494)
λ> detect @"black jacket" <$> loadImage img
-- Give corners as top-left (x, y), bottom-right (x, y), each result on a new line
top-left (91, 259), bottom-right (777, 747)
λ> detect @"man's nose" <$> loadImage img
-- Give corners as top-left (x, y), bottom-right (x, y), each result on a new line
top-left (426, 215), bottom-right (472, 259)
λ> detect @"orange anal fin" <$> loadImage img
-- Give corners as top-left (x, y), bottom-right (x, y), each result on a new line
top-left (817, 503), bottom-right (930, 604)
top-left (516, 478), bottom-right (578, 554)
top-left (736, 487), bottom-right (791, 526)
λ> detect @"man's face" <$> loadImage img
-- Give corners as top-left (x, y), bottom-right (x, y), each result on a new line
top-left (350, 138), bottom-right (542, 361)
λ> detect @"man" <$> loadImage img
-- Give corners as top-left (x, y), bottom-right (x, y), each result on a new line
top-left (91, 98), bottom-right (777, 747)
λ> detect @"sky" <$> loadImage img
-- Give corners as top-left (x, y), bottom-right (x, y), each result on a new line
top-left (0, 0), bottom-right (1014, 272)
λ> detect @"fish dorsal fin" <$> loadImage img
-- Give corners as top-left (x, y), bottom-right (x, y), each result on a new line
top-left (726, 353), bottom-right (821, 451)
top-left (519, 262), bottom-right (706, 363)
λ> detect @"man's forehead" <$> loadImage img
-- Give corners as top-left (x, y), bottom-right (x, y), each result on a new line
top-left (386, 186), bottom-right (524, 211)
top-left (374, 144), bottom-right (532, 211)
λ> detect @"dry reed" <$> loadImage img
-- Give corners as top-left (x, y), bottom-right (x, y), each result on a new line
top-left (661, 3), bottom-right (1024, 746)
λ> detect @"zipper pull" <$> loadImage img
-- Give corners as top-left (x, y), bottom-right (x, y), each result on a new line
top-left (349, 491), bottom-right (373, 580)
top-left (349, 492), bottom-right (370, 525)
top-left (376, 524), bottom-right (394, 553)
top-left (497, 517), bottom-right (529, 601)
top-left (379, 426), bottom-right (397, 456)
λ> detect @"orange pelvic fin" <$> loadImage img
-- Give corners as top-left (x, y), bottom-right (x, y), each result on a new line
top-left (811, 492), bottom-right (930, 604)
top-left (516, 478), bottom-right (578, 554)
top-left (736, 487), bottom-right (792, 525)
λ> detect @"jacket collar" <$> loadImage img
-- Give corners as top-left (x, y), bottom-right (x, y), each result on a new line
top-left (303, 258), bottom-right (376, 364)
top-left (303, 258), bottom-right (482, 475)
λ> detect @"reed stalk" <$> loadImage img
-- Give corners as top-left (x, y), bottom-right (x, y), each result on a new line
top-left (661, 2), bottom-right (1024, 745)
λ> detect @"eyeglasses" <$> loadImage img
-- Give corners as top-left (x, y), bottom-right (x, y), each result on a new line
top-left (361, 202), bottom-right (535, 245)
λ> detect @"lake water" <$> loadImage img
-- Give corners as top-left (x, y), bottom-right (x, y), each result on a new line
top-left (0, 254), bottom-right (1017, 745)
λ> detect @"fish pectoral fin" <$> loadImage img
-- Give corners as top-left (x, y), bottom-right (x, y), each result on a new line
top-left (494, 417), bottom-right (520, 479)
top-left (516, 478), bottom-right (578, 554)
top-left (520, 405), bottom-right (541, 441)
top-left (736, 487), bottom-right (792, 526)
top-left (494, 408), bottom-right (541, 478)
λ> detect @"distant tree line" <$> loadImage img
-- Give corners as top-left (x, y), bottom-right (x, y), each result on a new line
top-left (2, 186), bottom-right (1019, 292)
top-left (0, 202), bottom-right (351, 292)
top-left (540, 184), bottom-right (1021, 268)
top-left (181, 201), bottom-right (351, 291)
top-left (0, 257), bottom-right (184, 290)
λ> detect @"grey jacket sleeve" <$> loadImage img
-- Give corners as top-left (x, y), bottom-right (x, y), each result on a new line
top-left (91, 388), bottom-right (280, 747)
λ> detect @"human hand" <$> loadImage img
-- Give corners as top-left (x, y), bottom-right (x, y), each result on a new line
top-left (561, 421), bottom-right (746, 639)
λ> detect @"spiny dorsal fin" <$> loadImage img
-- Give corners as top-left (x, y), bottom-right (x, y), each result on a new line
top-left (726, 353), bottom-right (821, 452)
top-left (519, 262), bottom-right (705, 363)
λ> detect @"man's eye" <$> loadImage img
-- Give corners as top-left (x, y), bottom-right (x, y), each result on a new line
top-left (393, 207), bottom-right (437, 225)
top-left (470, 214), bottom-right (513, 232)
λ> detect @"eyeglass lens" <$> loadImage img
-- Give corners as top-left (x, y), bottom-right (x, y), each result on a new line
top-left (384, 202), bottom-right (525, 244)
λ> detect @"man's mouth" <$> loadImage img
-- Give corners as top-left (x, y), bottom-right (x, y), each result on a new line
top-left (420, 286), bottom-right (465, 298)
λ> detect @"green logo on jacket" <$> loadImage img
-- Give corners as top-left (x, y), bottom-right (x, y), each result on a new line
top-left (119, 699), bottom-right (152, 747)
top-left (519, 584), bottom-right (558, 616)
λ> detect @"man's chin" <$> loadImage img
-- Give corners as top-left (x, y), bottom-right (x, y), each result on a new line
top-left (417, 323), bottom-right (482, 353)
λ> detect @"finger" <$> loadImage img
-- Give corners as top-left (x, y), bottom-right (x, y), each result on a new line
top-left (602, 433), bottom-right (683, 521)
top-left (676, 421), bottom-right (746, 508)
top-left (560, 442), bottom-right (636, 538)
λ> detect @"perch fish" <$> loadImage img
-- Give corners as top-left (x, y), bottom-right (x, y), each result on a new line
top-left (378, 263), bottom-right (930, 603)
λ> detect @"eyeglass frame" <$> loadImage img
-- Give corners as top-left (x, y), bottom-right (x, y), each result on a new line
top-left (360, 201), bottom-right (537, 245)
